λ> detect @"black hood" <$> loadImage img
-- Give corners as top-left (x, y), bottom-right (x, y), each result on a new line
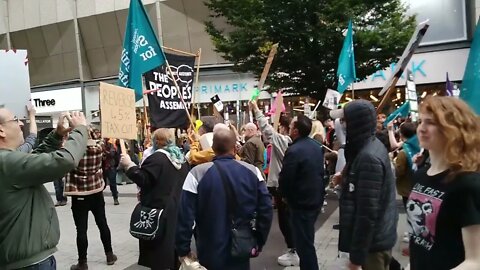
top-left (344, 99), bottom-right (377, 162)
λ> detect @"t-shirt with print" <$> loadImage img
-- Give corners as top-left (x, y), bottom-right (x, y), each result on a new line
top-left (407, 168), bottom-right (480, 270)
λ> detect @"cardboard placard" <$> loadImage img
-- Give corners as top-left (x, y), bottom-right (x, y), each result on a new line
top-left (99, 82), bottom-right (137, 140)
top-left (272, 93), bottom-right (284, 131)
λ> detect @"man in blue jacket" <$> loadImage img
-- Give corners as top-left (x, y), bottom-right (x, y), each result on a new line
top-left (176, 129), bottom-right (273, 270)
top-left (279, 114), bottom-right (325, 270)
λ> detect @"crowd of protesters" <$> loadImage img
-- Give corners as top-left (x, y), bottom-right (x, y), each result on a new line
top-left (1, 94), bottom-right (479, 270)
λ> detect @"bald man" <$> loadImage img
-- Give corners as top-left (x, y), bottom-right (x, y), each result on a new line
top-left (0, 109), bottom-right (88, 269)
top-left (176, 128), bottom-right (273, 270)
top-left (239, 122), bottom-right (265, 176)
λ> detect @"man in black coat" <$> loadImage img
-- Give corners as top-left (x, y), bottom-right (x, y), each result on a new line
top-left (279, 115), bottom-right (324, 270)
top-left (330, 100), bottom-right (398, 270)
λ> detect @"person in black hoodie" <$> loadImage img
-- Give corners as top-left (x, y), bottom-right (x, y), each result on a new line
top-left (330, 100), bottom-right (398, 270)
top-left (278, 114), bottom-right (325, 270)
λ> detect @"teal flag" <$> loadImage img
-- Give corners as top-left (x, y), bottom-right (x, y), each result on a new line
top-left (337, 20), bottom-right (356, 94)
top-left (384, 101), bottom-right (410, 127)
top-left (460, 19), bottom-right (480, 114)
top-left (118, 0), bottom-right (166, 101)
top-left (403, 135), bottom-right (420, 169)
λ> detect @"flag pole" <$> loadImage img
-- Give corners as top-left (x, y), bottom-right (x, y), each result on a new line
top-left (351, 82), bottom-right (355, 99)
top-left (162, 46), bottom-right (197, 57)
top-left (191, 48), bottom-right (202, 119)
top-left (141, 76), bottom-right (150, 143)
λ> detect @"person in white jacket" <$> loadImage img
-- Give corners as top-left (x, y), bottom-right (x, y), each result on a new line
top-left (250, 100), bottom-right (299, 267)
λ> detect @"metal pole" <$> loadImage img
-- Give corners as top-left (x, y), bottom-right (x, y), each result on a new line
top-left (72, 0), bottom-right (87, 116)
top-left (4, 0), bottom-right (12, 49)
top-left (155, 0), bottom-right (164, 44)
top-left (351, 82), bottom-right (355, 99)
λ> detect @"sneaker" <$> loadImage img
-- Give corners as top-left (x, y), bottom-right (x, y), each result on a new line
top-left (323, 200), bottom-right (328, 206)
top-left (114, 199), bottom-right (119, 206)
top-left (106, 252), bottom-right (117, 265)
top-left (277, 249), bottom-right (300, 267)
top-left (59, 200), bottom-right (67, 206)
top-left (70, 260), bottom-right (88, 270)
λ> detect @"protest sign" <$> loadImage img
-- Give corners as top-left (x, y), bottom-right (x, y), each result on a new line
top-left (210, 94), bottom-right (224, 113)
top-left (377, 20), bottom-right (429, 112)
top-left (323, 89), bottom-right (343, 110)
top-left (405, 70), bottom-right (419, 121)
top-left (258, 43), bottom-right (279, 90)
top-left (99, 82), bottom-right (137, 140)
top-left (0, 50), bottom-right (31, 119)
top-left (145, 52), bottom-right (195, 128)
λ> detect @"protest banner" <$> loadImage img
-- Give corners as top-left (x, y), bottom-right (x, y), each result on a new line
top-left (99, 82), bottom-right (137, 141)
top-left (144, 52), bottom-right (195, 129)
top-left (0, 50), bottom-right (31, 119)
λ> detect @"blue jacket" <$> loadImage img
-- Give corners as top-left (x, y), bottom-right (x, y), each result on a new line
top-left (279, 137), bottom-right (325, 210)
top-left (176, 155), bottom-right (273, 270)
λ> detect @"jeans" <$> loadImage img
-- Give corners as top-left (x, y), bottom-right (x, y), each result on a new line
top-left (20, 256), bottom-right (56, 269)
top-left (71, 192), bottom-right (113, 260)
top-left (290, 208), bottom-right (320, 270)
top-left (103, 169), bottom-right (118, 199)
top-left (53, 179), bottom-right (66, 203)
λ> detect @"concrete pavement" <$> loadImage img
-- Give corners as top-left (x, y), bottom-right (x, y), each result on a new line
top-left (45, 183), bottom-right (410, 269)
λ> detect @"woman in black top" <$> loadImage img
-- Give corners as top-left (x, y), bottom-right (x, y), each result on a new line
top-left (407, 96), bottom-right (480, 270)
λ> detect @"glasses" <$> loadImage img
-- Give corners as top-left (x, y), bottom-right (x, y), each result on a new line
top-left (0, 116), bottom-right (20, 125)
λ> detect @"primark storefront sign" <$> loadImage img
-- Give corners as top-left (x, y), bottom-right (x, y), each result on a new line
top-left (194, 73), bottom-right (269, 103)
top-left (353, 49), bottom-right (469, 90)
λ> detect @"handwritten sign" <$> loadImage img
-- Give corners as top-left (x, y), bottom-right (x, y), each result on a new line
top-left (99, 82), bottom-right (137, 140)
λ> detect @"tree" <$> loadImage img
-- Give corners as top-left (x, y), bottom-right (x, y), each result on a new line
top-left (205, 0), bottom-right (416, 99)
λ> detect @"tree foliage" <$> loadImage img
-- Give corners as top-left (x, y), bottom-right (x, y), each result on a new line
top-left (205, 0), bottom-right (416, 99)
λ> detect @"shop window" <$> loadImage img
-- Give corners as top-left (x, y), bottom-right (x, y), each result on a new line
top-left (403, 0), bottom-right (467, 45)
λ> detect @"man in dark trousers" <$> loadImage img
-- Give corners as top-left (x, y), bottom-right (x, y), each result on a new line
top-left (330, 100), bottom-right (398, 270)
top-left (176, 129), bottom-right (273, 270)
top-left (279, 114), bottom-right (325, 270)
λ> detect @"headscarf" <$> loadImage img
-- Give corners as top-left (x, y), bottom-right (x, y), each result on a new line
top-left (153, 136), bottom-right (185, 170)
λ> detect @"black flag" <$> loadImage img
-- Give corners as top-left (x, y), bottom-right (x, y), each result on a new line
top-left (144, 52), bottom-right (195, 128)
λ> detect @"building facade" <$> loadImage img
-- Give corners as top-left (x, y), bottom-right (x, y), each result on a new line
top-left (1, 0), bottom-right (479, 126)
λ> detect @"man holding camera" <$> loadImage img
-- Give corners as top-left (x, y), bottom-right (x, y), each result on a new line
top-left (0, 110), bottom-right (88, 269)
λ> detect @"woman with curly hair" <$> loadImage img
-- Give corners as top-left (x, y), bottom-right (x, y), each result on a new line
top-left (407, 96), bottom-right (480, 270)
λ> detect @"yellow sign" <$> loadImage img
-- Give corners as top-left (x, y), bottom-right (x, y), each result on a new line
top-left (99, 82), bottom-right (137, 140)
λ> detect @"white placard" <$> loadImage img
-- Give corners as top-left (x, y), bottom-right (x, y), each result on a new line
top-left (322, 89), bottom-right (343, 110)
top-left (0, 50), bottom-right (31, 119)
